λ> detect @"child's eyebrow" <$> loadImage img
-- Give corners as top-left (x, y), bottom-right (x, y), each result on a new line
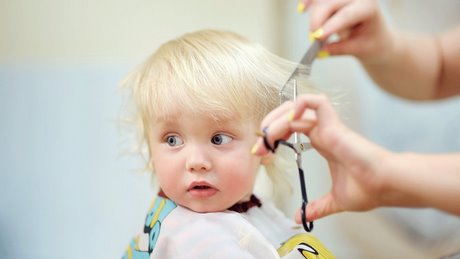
top-left (154, 114), bottom-right (178, 124)
top-left (155, 120), bottom-right (178, 130)
top-left (152, 117), bottom-right (180, 132)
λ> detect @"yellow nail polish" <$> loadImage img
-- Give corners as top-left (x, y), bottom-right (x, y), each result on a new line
top-left (255, 130), bottom-right (265, 137)
top-left (317, 50), bottom-right (330, 59)
top-left (309, 28), bottom-right (324, 41)
top-left (297, 2), bottom-right (306, 13)
top-left (287, 110), bottom-right (295, 121)
top-left (251, 142), bottom-right (260, 155)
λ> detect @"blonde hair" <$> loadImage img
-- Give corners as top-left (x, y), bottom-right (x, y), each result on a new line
top-left (123, 29), bottom-right (317, 203)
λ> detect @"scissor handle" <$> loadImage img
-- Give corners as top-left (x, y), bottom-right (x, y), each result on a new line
top-left (260, 128), bottom-right (315, 232)
top-left (301, 201), bottom-right (314, 232)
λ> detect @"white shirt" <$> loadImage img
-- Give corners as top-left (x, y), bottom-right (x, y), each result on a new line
top-left (122, 196), bottom-right (313, 259)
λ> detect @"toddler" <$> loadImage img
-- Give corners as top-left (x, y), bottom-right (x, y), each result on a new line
top-left (122, 29), bottom-right (333, 258)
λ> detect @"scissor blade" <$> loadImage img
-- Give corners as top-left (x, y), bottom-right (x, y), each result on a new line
top-left (298, 40), bottom-right (323, 73)
top-left (279, 40), bottom-right (323, 103)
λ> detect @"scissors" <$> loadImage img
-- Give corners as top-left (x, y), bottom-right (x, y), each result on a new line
top-left (269, 38), bottom-right (323, 232)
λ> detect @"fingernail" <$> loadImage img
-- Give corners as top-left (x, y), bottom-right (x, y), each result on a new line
top-left (250, 142), bottom-right (260, 155)
top-left (255, 130), bottom-right (265, 137)
top-left (309, 28), bottom-right (324, 42)
top-left (297, 2), bottom-right (306, 13)
top-left (287, 110), bottom-right (295, 121)
top-left (317, 50), bottom-right (330, 59)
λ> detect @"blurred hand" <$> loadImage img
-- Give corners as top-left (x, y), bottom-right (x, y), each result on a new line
top-left (299, 0), bottom-right (394, 62)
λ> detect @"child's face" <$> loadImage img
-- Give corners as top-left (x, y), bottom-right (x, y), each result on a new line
top-left (149, 111), bottom-right (262, 213)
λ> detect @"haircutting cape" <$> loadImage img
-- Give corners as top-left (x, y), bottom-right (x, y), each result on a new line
top-left (122, 196), bottom-right (334, 259)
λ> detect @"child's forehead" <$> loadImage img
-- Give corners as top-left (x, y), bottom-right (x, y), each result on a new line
top-left (152, 108), bottom-right (260, 132)
top-left (154, 103), bottom-right (244, 121)
top-left (155, 110), bottom-right (239, 125)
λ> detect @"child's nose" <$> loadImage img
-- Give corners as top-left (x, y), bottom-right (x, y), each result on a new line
top-left (185, 145), bottom-right (212, 173)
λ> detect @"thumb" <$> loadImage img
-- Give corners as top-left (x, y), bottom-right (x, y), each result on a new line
top-left (295, 193), bottom-right (342, 223)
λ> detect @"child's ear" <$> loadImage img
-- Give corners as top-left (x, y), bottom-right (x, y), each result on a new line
top-left (260, 153), bottom-right (274, 165)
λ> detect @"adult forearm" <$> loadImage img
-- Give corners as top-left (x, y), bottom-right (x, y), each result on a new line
top-left (436, 26), bottom-right (460, 98)
top-left (360, 26), bottom-right (460, 100)
top-left (380, 152), bottom-right (460, 215)
top-left (360, 31), bottom-right (442, 100)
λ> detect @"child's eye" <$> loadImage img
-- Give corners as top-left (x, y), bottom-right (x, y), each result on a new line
top-left (165, 135), bottom-right (183, 147)
top-left (211, 134), bottom-right (232, 145)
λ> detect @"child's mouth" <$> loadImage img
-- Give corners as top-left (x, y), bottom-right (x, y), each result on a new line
top-left (193, 185), bottom-right (210, 189)
top-left (188, 181), bottom-right (218, 198)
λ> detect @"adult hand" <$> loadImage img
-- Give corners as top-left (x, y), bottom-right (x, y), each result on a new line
top-left (299, 0), bottom-right (394, 62)
top-left (252, 94), bottom-right (388, 221)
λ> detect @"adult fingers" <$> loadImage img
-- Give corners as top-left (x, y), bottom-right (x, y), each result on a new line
top-left (252, 107), bottom-right (318, 156)
top-left (260, 101), bottom-right (294, 129)
top-left (256, 107), bottom-right (299, 155)
top-left (325, 37), bottom-right (365, 56)
top-left (309, 0), bottom-right (350, 38)
top-left (323, 1), bottom-right (376, 39)
top-left (254, 94), bottom-right (336, 156)
top-left (252, 101), bottom-right (295, 156)
top-left (292, 94), bottom-right (338, 131)
top-left (295, 193), bottom-right (342, 223)
top-left (298, 0), bottom-right (315, 13)
top-left (256, 97), bottom-right (321, 153)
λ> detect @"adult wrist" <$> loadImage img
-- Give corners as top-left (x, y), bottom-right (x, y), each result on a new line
top-left (374, 149), bottom-right (403, 208)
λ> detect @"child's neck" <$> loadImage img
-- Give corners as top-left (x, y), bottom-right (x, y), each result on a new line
top-left (157, 190), bottom-right (261, 213)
